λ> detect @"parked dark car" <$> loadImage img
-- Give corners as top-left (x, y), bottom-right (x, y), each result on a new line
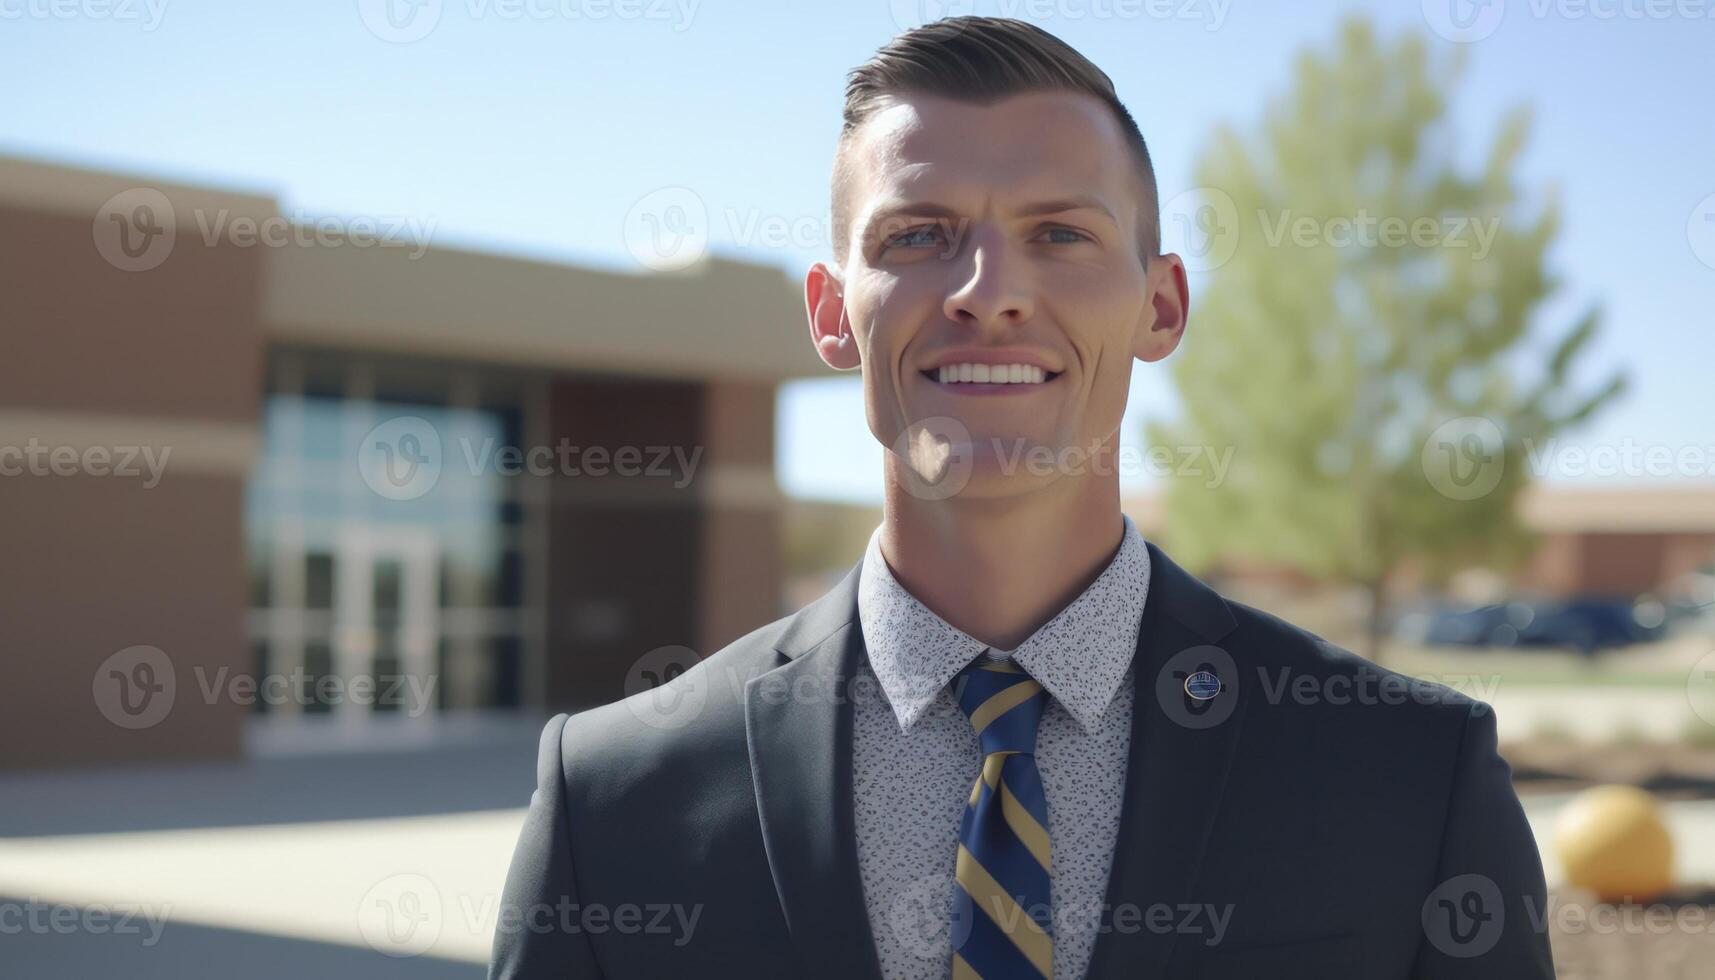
top-left (1513, 597), bottom-right (1664, 655)
top-left (1408, 596), bottom-right (1663, 655)
top-left (1415, 602), bottom-right (1534, 648)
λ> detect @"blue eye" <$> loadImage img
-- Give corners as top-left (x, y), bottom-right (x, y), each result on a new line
top-left (1042, 227), bottom-right (1091, 244)
top-left (887, 226), bottom-right (943, 248)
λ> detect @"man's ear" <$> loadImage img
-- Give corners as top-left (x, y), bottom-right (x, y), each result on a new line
top-left (1133, 251), bottom-right (1190, 363)
top-left (805, 261), bottom-right (861, 370)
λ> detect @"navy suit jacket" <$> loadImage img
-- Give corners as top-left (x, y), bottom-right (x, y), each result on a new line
top-left (489, 540), bottom-right (1555, 979)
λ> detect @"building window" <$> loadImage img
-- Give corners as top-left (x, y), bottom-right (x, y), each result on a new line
top-left (245, 350), bottom-right (546, 718)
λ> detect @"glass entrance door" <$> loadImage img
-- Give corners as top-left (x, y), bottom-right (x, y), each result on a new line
top-left (332, 525), bottom-right (439, 719)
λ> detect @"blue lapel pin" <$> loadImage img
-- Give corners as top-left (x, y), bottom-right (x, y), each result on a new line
top-left (1184, 669), bottom-right (1222, 701)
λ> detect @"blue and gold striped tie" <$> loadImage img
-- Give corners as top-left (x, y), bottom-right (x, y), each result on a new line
top-left (951, 655), bottom-right (1053, 979)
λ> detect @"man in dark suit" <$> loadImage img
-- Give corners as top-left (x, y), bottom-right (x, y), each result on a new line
top-left (491, 16), bottom-right (1554, 979)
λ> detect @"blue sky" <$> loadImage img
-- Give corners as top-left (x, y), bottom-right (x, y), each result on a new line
top-left (4, 0), bottom-right (1711, 503)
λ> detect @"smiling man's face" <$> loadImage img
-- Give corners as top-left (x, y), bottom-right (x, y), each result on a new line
top-left (807, 88), bottom-right (1188, 498)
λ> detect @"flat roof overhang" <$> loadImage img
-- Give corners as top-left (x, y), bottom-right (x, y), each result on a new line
top-left (3, 154), bottom-right (832, 383)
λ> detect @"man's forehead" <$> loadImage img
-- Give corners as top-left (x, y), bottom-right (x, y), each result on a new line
top-left (850, 90), bottom-right (1133, 207)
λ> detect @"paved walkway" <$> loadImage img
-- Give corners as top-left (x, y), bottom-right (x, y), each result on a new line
top-left (0, 715), bottom-right (543, 978)
top-left (1490, 686), bottom-right (1711, 743)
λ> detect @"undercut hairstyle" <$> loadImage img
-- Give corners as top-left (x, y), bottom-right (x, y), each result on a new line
top-left (831, 16), bottom-right (1161, 268)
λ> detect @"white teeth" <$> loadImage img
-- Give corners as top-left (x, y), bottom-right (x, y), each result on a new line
top-left (933, 363), bottom-right (1050, 385)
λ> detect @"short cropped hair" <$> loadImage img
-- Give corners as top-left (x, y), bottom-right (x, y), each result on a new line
top-left (832, 16), bottom-right (1160, 267)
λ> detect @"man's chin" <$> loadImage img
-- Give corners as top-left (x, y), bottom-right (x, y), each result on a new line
top-left (888, 429), bottom-right (1072, 503)
top-left (945, 462), bottom-right (1066, 501)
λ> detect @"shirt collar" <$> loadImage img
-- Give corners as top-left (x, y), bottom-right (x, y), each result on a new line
top-left (856, 514), bottom-right (1152, 734)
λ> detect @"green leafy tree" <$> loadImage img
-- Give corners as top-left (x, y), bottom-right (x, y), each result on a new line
top-left (1148, 17), bottom-right (1625, 660)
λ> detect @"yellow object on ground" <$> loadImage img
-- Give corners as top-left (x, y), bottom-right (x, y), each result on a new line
top-left (1553, 784), bottom-right (1675, 903)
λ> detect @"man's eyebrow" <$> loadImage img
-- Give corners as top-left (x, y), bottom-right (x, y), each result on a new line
top-left (1014, 195), bottom-right (1119, 223)
top-left (864, 195), bottom-right (1119, 228)
top-left (863, 200), bottom-right (961, 228)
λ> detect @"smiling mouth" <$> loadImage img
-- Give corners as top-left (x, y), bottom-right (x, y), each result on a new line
top-left (921, 363), bottom-right (1062, 385)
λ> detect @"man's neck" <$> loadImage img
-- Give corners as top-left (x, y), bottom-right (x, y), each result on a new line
top-left (877, 465), bottom-right (1127, 651)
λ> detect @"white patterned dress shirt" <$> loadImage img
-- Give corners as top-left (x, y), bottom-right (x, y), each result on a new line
top-left (852, 515), bottom-right (1152, 980)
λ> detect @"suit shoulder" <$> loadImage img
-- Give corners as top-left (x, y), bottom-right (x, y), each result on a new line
top-left (555, 610), bottom-right (798, 777)
top-left (1217, 593), bottom-right (1482, 727)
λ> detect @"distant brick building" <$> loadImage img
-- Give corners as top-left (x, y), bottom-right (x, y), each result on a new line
top-left (0, 155), bottom-right (823, 769)
top-left (1511, 484), bottom-right (1715, 598)
top-left (1122, 484), bottom-right (1715, 601)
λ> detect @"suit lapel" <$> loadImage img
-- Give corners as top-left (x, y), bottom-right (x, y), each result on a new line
top-left (745, 541), bottom-right (1245, 980)
top-left (1086, 541), bottom-right (1247, 979)
top-left (745, 562), bottom-right (884, 980)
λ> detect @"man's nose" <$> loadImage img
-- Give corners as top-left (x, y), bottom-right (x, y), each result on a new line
top-left (942, 227), bottom-right (1035, 330)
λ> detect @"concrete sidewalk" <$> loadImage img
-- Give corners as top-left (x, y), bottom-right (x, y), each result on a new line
top-left (0, 714), bottom-right (545, 978)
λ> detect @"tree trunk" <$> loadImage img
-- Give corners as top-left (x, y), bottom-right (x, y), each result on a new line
top-left (1363, 577), bottom-right (1388, 666)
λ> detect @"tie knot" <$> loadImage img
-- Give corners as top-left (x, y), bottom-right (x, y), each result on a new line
top-left (953, 656), bottom-right (1048, 757)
